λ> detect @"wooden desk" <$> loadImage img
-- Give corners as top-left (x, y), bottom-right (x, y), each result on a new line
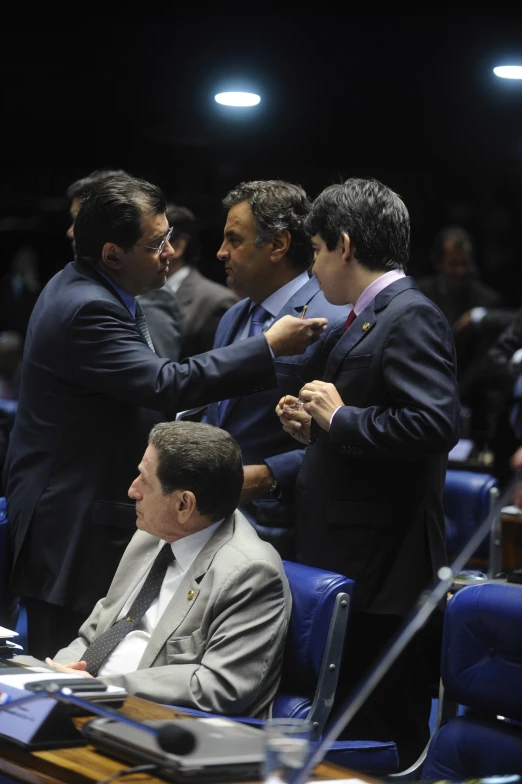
top-left (500, 510), bottom-right (522, 571)
top-left (0, 696), bottom-right (378, 784)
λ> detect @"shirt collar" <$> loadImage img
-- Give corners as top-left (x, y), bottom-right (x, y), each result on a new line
top-left (353, 269), bottom-right (406, 316)
top-left (259, 271), bottom-right (310, 318)
top-left (97, 268), bottom-right (137, 318)
top-left (166, 518), bottom-right (223, 573)
top-left (166, 265), bottom-right (192, 293)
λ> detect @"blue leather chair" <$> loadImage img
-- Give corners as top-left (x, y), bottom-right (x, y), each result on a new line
top-left (0, 496), bottom-right (26, 652)
top-left (421, 583), bottom-right (522, 779)
top-left (443, 469), bottom-right (499, 562)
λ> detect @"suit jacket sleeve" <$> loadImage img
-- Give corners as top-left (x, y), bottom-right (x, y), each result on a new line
top-left (330, 300), bottom-right (460, 459)
top-left (59, 560), bottom-right (289, 715)
top-left (64, 298), bottom-right (276, 417)
top-left (477, 307), bottom-right (522, 392)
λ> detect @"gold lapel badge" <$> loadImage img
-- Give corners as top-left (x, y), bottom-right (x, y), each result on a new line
top-left (362, 322), bottom-right (371, 331)
top-left (187, 590), bottom-right (195, 601)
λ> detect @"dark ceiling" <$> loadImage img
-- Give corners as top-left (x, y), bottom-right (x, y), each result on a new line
top-left (1, 10), bottom-right (522, 291)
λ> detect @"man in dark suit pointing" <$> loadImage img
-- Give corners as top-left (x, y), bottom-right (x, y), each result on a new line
top-left (3, 173), bottom-right (327, 658)
top-left (277, 177), bottom-right (460, 767)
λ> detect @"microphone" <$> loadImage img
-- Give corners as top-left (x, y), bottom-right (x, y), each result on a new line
top-left (291, 473), bottom-right (518, 784)
top-left (157, 722), bottom-right (197, 755)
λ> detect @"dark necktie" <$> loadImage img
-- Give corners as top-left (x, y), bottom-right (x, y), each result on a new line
top-left (135, 300), bottom-right (155, 352)
top-left (217, 303), bottom-right (270, 425)
top-left (247, 303), bottom-right (270, 337)
top-left (343, 309), bottom-right (357, 332)
top-left (82, 543), bottom-right (174, 676)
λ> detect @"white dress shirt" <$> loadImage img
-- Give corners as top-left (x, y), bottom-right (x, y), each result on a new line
top-left (97, 520), bottom-right (222, 676)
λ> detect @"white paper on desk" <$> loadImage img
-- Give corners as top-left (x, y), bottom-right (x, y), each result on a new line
top-left (0, 626), bottom-right (18, 638)
top-left (0, 671), bottom-right (126, 694)
top-left (501, 505), bottom-right (522, 515)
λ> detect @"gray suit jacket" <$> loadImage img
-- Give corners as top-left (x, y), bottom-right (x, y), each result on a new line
top-left (54, 511), bottom-right (292, 718)
top-left (176, 266), bottom-right (239, 358)
top-left (137, 286), bottom-right (183, 362)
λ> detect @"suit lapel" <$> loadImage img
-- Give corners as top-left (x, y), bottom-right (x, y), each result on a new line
top-left (139, 515), bottom-right (236, 667)
top-left (324, 276), bottom-right (416, 381)
top-left (219, 278), bottom-right (317, 425)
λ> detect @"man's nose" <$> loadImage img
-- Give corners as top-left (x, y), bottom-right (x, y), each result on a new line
top-left (128, 478), bottom-right (140, 499)
top-left (217, 243), bottom-right (228, 260)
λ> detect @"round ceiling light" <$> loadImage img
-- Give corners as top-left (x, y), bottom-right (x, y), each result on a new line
top-left (214, 92), bottom-right (261, 107)
top-left (493, 65), bottom-right (522, 80)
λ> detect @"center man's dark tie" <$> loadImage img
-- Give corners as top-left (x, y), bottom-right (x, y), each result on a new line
top-left (217, 303), bottom-right (270, 425)
top-left (82, 543), bottom-right (174, 676)
top-left (135, 300), bottom-right (156, 352)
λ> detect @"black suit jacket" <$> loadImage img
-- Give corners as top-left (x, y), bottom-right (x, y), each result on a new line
top-left (3, 261), bottom-right (276, 613)
top-left (295, 277), bottom-right (460, 615)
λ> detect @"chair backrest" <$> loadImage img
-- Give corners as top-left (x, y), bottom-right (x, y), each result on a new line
top-left (443, 469), bottom-right (498, 558)
top-left (273, 560), bottom-right (355, 740)
top-left (422, 583), bottom-right (522, 779)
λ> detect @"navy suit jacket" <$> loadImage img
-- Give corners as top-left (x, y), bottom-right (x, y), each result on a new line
top-left (3, 261), bottom-right (276, 613)
top-left (205, 276), bottom-right (349, 533)
top-left (295, 277), bottom-right (460, 615)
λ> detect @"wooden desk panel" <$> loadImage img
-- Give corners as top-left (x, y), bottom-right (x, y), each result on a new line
top-left (0, 696), bottom-right (377, 784)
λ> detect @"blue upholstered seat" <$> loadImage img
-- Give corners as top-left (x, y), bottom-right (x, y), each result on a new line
top-left (443, 469), bottom-right (498, 559)
top-left (421, 582), bottom-right (522, 779)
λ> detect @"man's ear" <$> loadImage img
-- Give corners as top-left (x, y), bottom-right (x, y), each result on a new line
top-left (269, 231), bottom-right (291, 263)
top-left (177, 490), bottom-right (197, 522)
top-left (340, 232), bottom-right (353, 263)
top-left (101, 242), bottom-right (123, 271)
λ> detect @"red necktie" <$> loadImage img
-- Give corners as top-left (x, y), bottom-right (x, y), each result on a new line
top-left (344, 309), bottom-right (357, 332)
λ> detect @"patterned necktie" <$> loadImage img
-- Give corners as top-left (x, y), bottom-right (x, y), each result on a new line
top-left (82, 543), bottom-right (174, 676)
top-left (135, 300), bottom-right (156, 352)
top-left (247, 303), bottom-right (270, 337)
top-left (343, 309), bottom-right (357, 332)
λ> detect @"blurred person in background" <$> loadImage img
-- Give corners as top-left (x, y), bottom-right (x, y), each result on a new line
top-left (417, 226), bottom-right (517, 450)
top-left (0, 243), bottom-right (41, 341)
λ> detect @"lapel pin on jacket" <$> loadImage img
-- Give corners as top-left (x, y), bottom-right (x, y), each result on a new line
top-left (362, 322), bottom-right (371, 331)
top-left (187, 589), bottom-right (195, 600)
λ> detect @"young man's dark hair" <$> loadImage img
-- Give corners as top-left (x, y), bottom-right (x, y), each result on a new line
top-left (149, 421), bottom-right (243, 521)
top-left (74, 174), bottom-right (166, 268)
top-left (304, 177), bottom-right (410, 272)
top-left (223, 180), bottom-right (312, 271)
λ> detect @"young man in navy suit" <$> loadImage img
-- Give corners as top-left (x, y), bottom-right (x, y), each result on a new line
top-left (204, 180), bottom-right (349, 555)
top-left (277, 178), bottom-right (460, 767)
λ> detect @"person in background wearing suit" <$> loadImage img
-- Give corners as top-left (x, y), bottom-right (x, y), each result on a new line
top-left (277, 178), bottom-right (460, 767)
top-left (164, 204), bottom-right (239, 358)
top-left (31, 422), bottom-right (291, 716)
top-left (66, 169), bottom-right (183, 361)
top-left (204, 180), bottom-right (348, 556)
top-left (3, 173), bottom-right (327, 660)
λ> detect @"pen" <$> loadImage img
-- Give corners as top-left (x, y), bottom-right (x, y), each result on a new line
top-left (300, 304), bottom-right (308, 319)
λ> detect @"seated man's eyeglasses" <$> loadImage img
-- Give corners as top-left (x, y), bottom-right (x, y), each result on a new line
top-left (135, 227), bottom-right (173, 254)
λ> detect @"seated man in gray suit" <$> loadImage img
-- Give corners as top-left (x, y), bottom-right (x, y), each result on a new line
top-left (43, 421), bottom-right (292, 717)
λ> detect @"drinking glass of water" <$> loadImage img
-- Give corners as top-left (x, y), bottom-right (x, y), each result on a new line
top-left (262, 718), bottom-right (313, 784)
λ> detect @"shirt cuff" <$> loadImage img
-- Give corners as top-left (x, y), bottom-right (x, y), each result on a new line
top-left (511, 348), bottom-right (522, 366)
top-left (470, 306), bottom-right (487, 324)
top-left (330, 405), bottom-right (343, 428)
